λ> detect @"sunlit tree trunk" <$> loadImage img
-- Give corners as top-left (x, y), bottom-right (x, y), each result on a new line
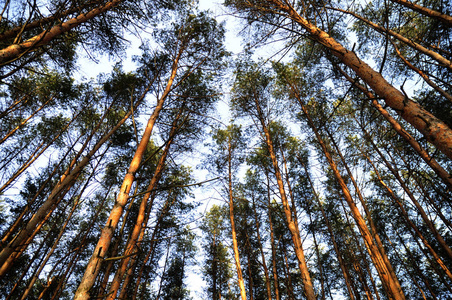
top-left (73, 52), bottom-right (181, 299)
top-left (328, 7), bottom-right (451, 70)
top-left (265, 0), bottom-right (452, 159)
top-left (360, 125), bottom-right (452, 261)
top-left (227, 138), bottom-right (248, 300)
top-left (290, 86), bottom-right (405, 299)
top-left (390, 0), bottom-right (452, 26)
top-left (0, 97), bottom-right (136, 276)
top-left (299, 158), bottom-right (358, 300)
top-left (324, 127), bottom-right (403, 293)
top-left (334, 64), bottom-right (452, 189)
top-left (0, 0), bottom-right (124, 65)
top-left (253, 96), bottom-right (316, 300)
top-left (107, 106), bottom-right (184, 300)
top-left (361, 150), bottom-right (452, 281)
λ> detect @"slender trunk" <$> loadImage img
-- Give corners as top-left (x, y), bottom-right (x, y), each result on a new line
top-left (48, 191), bottom-right (110, 300)
top-left (228, 140), bottom-right (247, 300)
top-left (280, 239), bottom-right (295, 300)
top-left (156, 239), bottom-right (172, 300)
top-left (73, 55), bottom-right (180, 299)
top-left (0, 100), bottom-right (122, 276)
top-left (0, 95), bottom-right (54, 145)
top-left (339, 201), bottom-right (380, 300)
top-left (395, 229), bottom-right (440, 299)
top-left (246, 241), bottom-right (254, 300)
top-left (270, 0), bottom-right (452, 159)
top-left (19, 154), bottom-right (106, 300)
top-left (116, 191), bottom-right (157, 300)
top-left (308, 209), bottom-right (325, 299)
top-left (290, 82), bottom-right (405, 299)
top-left (328, 7), bottom-right (451, 70)
top-left (0, 0), bottom-right (124, 64)
top-left (385, 232), bottom-right (430, 300)
top-left (360, 125), bottom-right (452, 260)
top-left (266, 171), bottom-right (281, 300)
top-left (334, 64), bottom-right (452, 189)
top-left (0, 94), bottom-right (28, 120)
top-left (254, 98), bottom-right (316, 300)
top-left (362, 151), bottom-right (452, 281)
top-left (0, 132), bottom-right (79, 245)
top-left (325, 127), bottom-right (402, 292)
top-left (131, 192), bottom-right (167, 300)
top-left (107, 108), bottom-right (183, 300)
top-left (390, 0), bottom-right (452, 26)
top-left (251, 194), bottom-right (272, 300)
top-left (0, 108), bottom-right (79, 194)
top-left (19, 196), bottom-right (81, 300)
top-left (5, 218), bottom-right (56, 300)
top-left (299, 158), bottom-right (358, 300)
top-left (389, 38), bottom-right (452, 103)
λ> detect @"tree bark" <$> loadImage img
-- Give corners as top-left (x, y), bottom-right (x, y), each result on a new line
top-left (390, 0), bottom-right (452, 26)
top-left (73, 57), bottom-right (178, 299)
top-left (253, 96), bottom-right (316, 300)
top-left (334, 64), bottom-right (452, 189)
top-left (267, 0), bottom-right (452, 159)
top-left (106, 106), bottom-right (183, 300)
top-left (228, 139), bottom-right (248, 300)
top-left (0, 0), bottom-right (124, 64)
top-left (290, 85), bottom-right (405, 299)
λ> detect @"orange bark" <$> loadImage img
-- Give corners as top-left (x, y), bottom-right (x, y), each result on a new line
top-left (335, 63), bottom-right (452, 189)
top-left (300, 159), bottom-right (357, 300)
top-left (73, 55), bottom-right (179, 300)
top-left (228, 138), bottom-right (247, 300)
top-left (363, 152), bottom-right (452, 281)
top-left (107, 107), bottom-right (182, 300)
top-left (288, 83), bottom-right (405, 299)
top-left (253, 98), bottom-right (316, 299)
top-left (329, 7), bottom-right (452, 70)
top-left (390, 0), bottom-right (452, 26)
top-left (268, 0), bottom-right (452, 160)
top-left (0, 0), bottom-right (104, 42)
top-left (0, 0), bottom-right (123, 64)
top-left (0, 99), bottom-right (134, 277)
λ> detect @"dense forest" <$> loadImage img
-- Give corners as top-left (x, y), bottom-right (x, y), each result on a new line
top-left (0, 0), bottom-right (451, 299)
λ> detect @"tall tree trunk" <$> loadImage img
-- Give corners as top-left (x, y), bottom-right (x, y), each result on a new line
top-left (107, 107), bottom-right (183, 300)
top-left (0, 97), bottom-right (133, 276)
top-left (362, 151), bottom-right (452, 281)
top-left (0, 0), bottom-right (124, 64)
top-left (253, 97), bottom-right (316, 300)
top-left (291, 88), bottom-right (405, 299)
top-left (334, 64), bottom-right (452, 189)
top-left (268, 0), bottom-right (452, 159)
top-left (251, 194), bottom-right (272, 300)
top-left (266, 171), bottom-right (281, 300)
top-left (327, 7), bottom-right (451, 70)
top-left (73, 52), bottom-right (181, 299)
top-left (390, 0), bottom-right (452, 26)
top-left (299, 158), bottom-right (358, 300)
top-left (228, 139), bottom-right (248, 300)
top-left (360, 125), bottom-right (452, 261)
top-left (18, 167), bottom-right (105, 300)
top-left (324, 126), bottom-right (402, 292)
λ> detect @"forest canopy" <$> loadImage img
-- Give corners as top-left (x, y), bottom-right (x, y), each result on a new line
top-left (0, 0), bottom-right (451, 299)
